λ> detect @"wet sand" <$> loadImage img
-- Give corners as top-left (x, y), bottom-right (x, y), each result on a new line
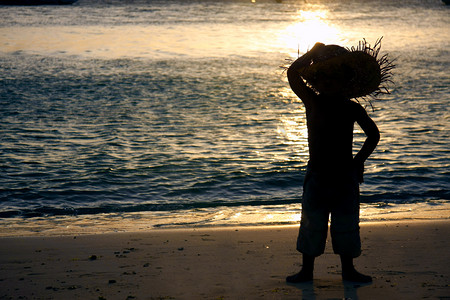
top-left (0, 220), bottom-right (449, 299)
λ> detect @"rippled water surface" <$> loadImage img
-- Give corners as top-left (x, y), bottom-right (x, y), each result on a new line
top-left (0, 0), bottom-right (449, 225)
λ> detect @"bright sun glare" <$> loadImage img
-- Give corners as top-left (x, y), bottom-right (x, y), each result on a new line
top-left (280, 9), bottom-right (343, 57)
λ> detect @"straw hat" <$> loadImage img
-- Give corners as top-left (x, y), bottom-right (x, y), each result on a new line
top-left (299, 38), bottom-right (394, 102)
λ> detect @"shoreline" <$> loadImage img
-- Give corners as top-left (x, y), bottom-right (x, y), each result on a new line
top-left (1, 220), bottom-right (449, 299)
top-left (0, 201), bottom-right (449, 238)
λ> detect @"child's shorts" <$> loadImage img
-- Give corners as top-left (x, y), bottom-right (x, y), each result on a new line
top-left (296, 163), bottom-right (362, 258)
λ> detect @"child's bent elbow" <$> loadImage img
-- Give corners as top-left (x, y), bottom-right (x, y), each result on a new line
top-left (370, 131), bottom-right (381, 144)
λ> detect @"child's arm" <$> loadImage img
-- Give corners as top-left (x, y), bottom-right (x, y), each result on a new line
top-left (354, 106), bottom-right (380, 183)
top-left (287, 43), bottom-right (325, 108)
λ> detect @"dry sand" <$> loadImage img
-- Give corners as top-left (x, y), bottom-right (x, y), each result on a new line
top-left (0, 220), bottom-right (449, 299)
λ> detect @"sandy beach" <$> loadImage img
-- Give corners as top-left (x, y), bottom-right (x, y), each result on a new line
top-left (0, 220), bottom-right (448, 299)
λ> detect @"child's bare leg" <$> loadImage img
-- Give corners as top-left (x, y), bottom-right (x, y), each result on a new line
top-left (286, 254), bottom-right (315, 283)
top-left (340, 255), bottom-right (372, 283)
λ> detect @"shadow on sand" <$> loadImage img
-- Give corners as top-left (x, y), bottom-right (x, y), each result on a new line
top-left (287, 279), bottom-right (372, 299)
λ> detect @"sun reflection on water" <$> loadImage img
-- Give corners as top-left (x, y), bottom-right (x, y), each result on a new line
top-left (279, 8), bottom-right (345, 57)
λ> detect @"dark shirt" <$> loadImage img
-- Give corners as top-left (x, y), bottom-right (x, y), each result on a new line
top-left (305, 95), bottom-right (362, 172)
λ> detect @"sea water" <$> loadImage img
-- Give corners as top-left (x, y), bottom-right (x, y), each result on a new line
top-left (0, 0), bottom-right (449, 235)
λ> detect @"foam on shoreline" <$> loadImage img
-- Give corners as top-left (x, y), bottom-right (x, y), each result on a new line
top-left (0, 200), bottom-right (448, 237)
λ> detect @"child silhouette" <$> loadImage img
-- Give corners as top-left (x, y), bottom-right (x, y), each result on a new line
top-left (286, 41), bottom-right (388, 283)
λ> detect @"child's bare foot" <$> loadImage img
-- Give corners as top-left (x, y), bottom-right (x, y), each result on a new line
top-left (342, 268), bottom-right (372, 283)
top-left (340, 255), bottom-right (372, 283)
top-left (286, 269), bottom-right (313, 283)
